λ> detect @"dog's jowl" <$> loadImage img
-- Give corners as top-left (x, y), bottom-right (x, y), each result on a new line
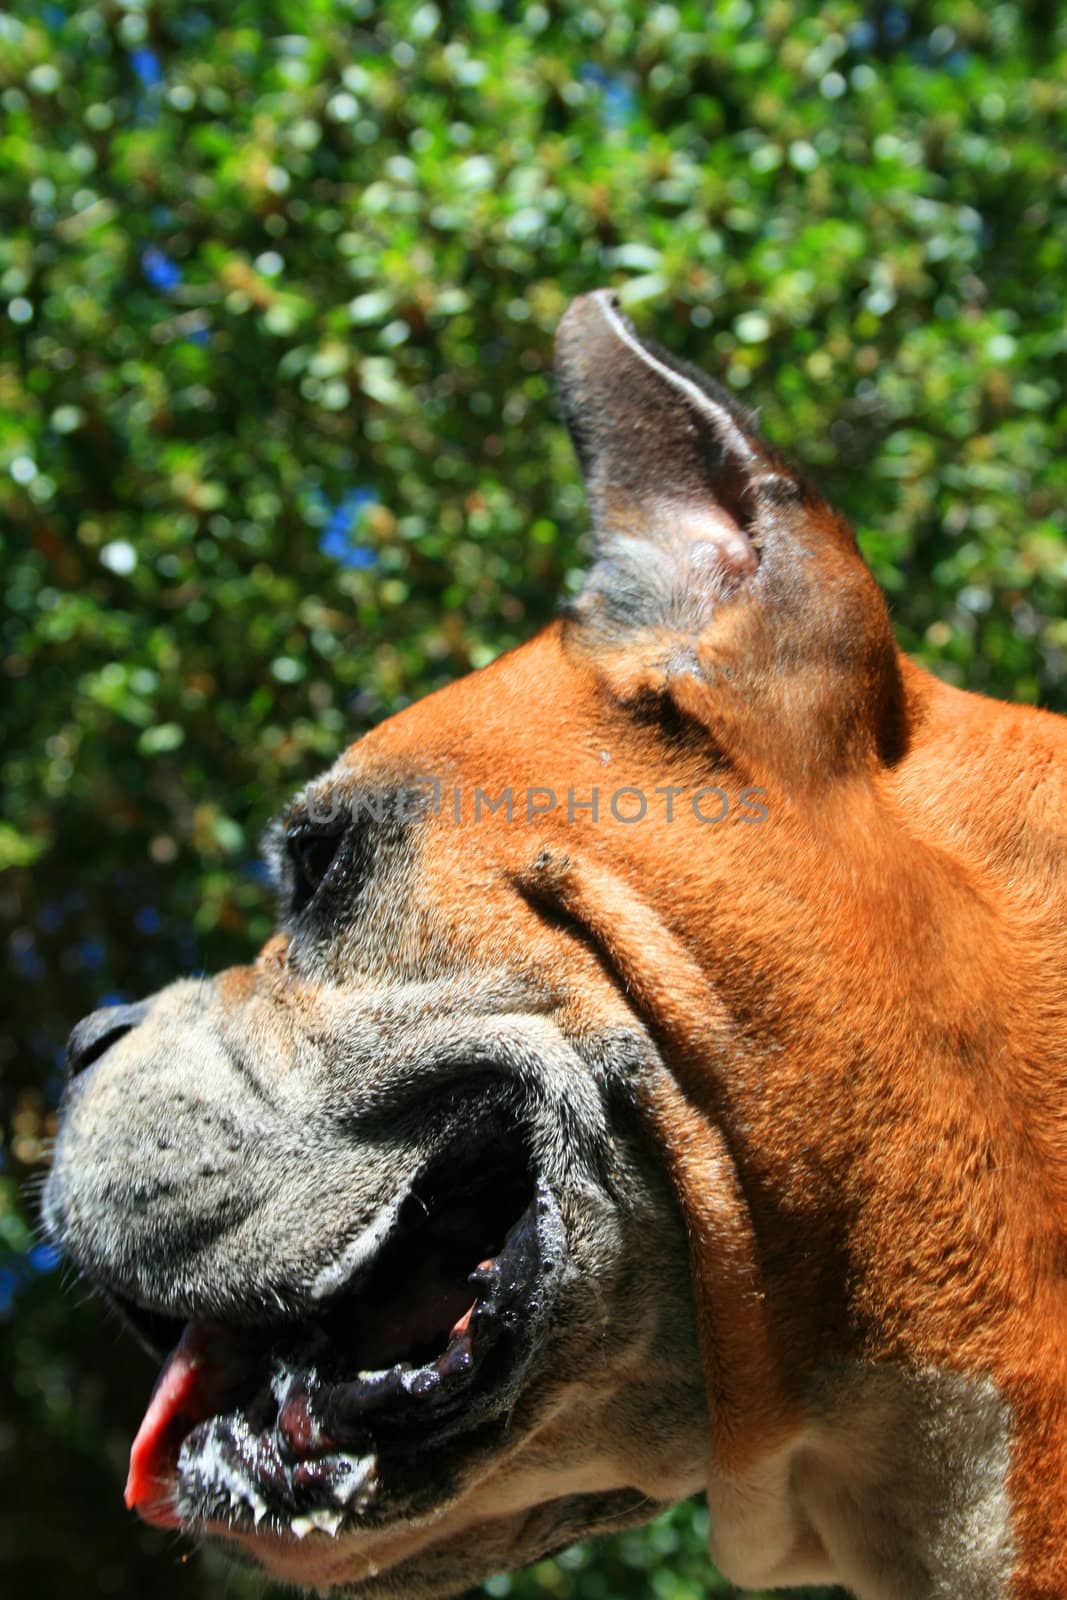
top-left (44, 294), bottom-right (1067, 1600)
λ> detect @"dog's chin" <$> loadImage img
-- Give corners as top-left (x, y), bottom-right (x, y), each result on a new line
top-left (214, 1485), bottom-right (664, 1599)
top-left (119, 1120), bottom-right (567, 1560)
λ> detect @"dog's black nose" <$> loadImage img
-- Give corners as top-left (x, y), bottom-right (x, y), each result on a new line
top-left (65, 1002), bottom-right (149, 1080)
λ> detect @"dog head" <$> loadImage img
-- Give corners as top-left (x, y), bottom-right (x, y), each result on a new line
top-left (44, 292), bottom-right (902, 1596)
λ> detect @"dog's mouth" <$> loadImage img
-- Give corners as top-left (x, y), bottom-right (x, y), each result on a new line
top-left (121, 1121), bottom-right (564, 1540)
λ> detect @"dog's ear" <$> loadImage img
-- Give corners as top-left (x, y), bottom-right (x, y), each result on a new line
top-left (555, 292), bottom-right (903, 786)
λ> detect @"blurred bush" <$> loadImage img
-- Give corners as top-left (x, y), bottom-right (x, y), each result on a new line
top-left (1, 1), bottom-right (1064, 1596)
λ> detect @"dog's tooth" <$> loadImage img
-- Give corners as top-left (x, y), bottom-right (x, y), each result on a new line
top-left (252, 1498), bottom-right (268, 1527)
top-left (291, 1515), bottom-right (314, 1539)
top-left (309, 1508), bottom-right (343, 1537)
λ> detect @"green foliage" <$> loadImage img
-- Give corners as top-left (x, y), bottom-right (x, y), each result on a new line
top-left (1, 2), bottom-right (1064, 1596)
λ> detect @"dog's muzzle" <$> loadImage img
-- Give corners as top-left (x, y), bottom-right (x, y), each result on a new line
top-left (43, 998), bottom-right (567, 1541)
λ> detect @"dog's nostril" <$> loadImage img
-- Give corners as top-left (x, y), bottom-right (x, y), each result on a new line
top-left (65, 1001), bottom-right (150, 1080)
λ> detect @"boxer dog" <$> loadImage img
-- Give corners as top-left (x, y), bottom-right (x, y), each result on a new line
top-left (44, 292), bottom-right (1067, 1599)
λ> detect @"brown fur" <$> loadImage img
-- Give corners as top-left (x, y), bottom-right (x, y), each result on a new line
top-left (355, 295), bottom-right (1067, 1590)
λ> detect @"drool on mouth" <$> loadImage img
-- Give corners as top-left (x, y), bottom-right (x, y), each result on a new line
top-left (121, 1123), bottom-right (565, 1540)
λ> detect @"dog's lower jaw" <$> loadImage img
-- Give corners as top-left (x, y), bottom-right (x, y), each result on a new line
top-left (213, 1492), bottom-right (665, 1599)
top-left (176, 1240), bottom-right (711, 1598)
top-left (212, 1426), bottom-right (697, 1600)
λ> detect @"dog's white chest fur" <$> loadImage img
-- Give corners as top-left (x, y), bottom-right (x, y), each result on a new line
top-left (708, 1363), bottom-right (1012, 1599)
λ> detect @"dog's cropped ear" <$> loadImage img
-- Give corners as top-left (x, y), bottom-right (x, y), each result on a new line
top-left (555, 292), bottom-right (903, 786)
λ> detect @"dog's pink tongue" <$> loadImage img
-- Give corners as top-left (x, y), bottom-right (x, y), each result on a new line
top-left (125, 1321), bottom-right (238, 1528)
